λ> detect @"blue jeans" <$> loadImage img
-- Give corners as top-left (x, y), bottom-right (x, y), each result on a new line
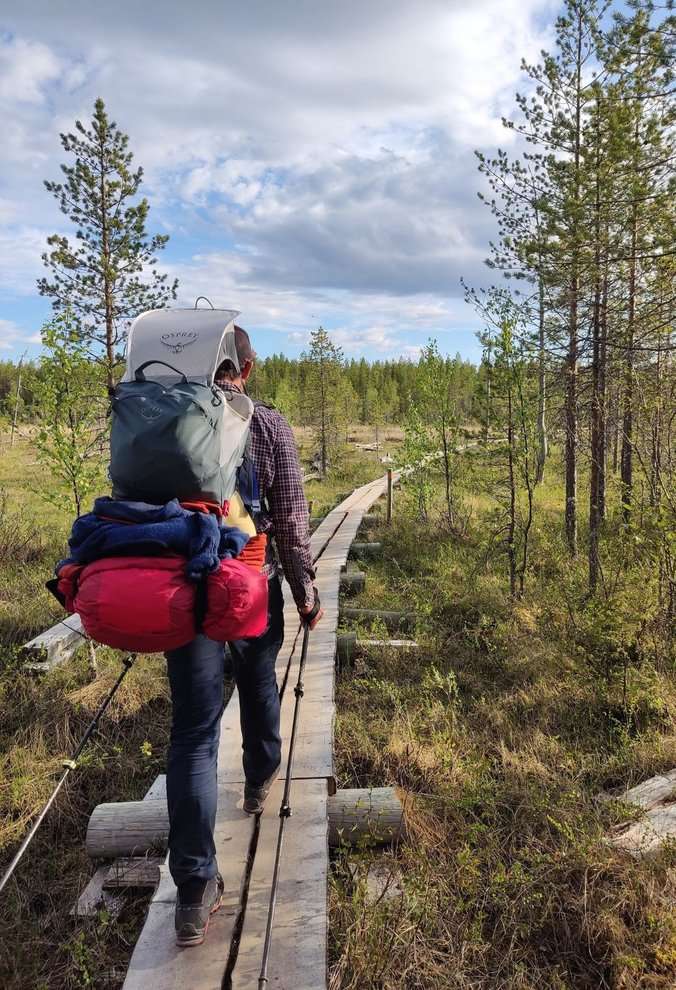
top-left (164, 576), bottom-right (284, 886)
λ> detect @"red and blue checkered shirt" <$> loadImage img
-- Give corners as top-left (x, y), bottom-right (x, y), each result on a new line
top-left (247, 403), bottom-right (315, 609)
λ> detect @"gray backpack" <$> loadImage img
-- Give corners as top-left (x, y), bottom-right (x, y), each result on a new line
top-left (109, 307), bottom-right (253, 506)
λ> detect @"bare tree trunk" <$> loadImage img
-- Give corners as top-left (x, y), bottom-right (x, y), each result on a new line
top-left (650, 327), bottom-right (663, 507)
top-left (611, 382), bottom-right (620, 474)
top-left (599, 258), bottom-right (608, 519)
top-left (565, 281), bottom-right (579, 555)
top-left (621, 205), bottom-right (637, 525)
top-left (507, 384), bottom-right (517, 597)
top-left (9, 351), bottom-right (26, 448)
top-left (535, 275), bottom-right (547, 484)
top-left (589, 107), bottom-right (605, 592)
top-left (565, 15), bottom-right (583, 556)
top-left (98, 126), bottom-right (115, 391)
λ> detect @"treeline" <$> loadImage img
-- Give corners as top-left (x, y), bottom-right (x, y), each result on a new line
top-left (464, 0), bottom-right (675, 598)
top-left (1, 347), bottom-right (479, 431)
top-left (247, 348), bottom-right (478, 426)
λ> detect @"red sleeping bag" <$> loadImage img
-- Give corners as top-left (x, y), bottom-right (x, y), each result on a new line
top-left (72, 555), bottom-right (268, 652)
top-left (203, 558), bottom-right (269, 642)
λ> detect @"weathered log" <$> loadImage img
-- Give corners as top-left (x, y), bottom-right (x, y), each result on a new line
top-left (341, 608), bottom-right (416, 632)
top-left (87, 800), bottom-right (169, 859)
top-left (87, 786), bottom-right (405, 857)
top-left (599, 769), bottom-right (676, 811)
top-left (610, 804), bottom-right (676, 858)
top-left (600, 768), bottom-right (676, 857)
top-left (339, 571), bottom-right (366, 594)
top-left (349, 542), bottom-right (383, 559)
top-left (22, 614), bottom-right (87, 671)
top-left (336, 633), bottom-right (418, 668)
top-left (327, 787), bottom-right (405, 848)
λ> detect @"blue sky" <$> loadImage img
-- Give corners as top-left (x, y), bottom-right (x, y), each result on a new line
top-left (0, 1), bottom-right (559, 364)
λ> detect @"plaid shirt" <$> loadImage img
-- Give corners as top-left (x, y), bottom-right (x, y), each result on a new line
top-left (246, 402), bottom-right (315, 609)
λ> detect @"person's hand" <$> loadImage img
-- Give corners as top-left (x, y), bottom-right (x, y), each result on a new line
top-left (299, 589), bottom-right (323, 629)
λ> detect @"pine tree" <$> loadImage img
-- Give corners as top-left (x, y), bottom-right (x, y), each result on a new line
top-left (38, 98), bottom-right (177, 389)
top-left (303, 327), bottom-right (344, 476)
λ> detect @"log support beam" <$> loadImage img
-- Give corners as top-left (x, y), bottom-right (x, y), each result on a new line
top-left (339, 571), bottom-right (366, 595)
top-left (349, 542), bottom-right (383, 559)
top-left (86, 787), bottom-right (405, 858)
top-left (340, 607), bottom-right (416, 632)
top-left (336, 633), bottom-right (419, 669)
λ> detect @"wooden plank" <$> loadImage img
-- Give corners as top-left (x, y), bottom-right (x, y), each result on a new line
top-left (70, 865), bottom-right (126, 919)
top-left (230, 779), bottom-right (329, 990)
top-left (122, 784), bottom-right (255, 990)
top-left (104, 857), bottom-right (163, 889)
top-left (143, 775), bottom-right (167, 802)
top-left (22, 613), bottom-right (87, 671)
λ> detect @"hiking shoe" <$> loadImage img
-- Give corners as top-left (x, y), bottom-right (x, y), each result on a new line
top-left (175, 874), bottom-right (224, 947)
top-left (243, 765), bottom-right (280, 815)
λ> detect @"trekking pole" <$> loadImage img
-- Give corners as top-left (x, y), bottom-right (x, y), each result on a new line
top-left (0, 652), bottom-right (137, 895)
top-left (257, 621), bottom-right (311, 989)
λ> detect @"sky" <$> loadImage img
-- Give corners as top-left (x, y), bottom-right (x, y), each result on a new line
top-left (0, 0), bottom-right (560, 364)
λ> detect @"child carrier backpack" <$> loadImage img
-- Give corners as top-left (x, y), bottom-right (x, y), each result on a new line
top-left (49, 303), bottom-right (271, 653)
top-left (109, 306), bottom-right (253, 506)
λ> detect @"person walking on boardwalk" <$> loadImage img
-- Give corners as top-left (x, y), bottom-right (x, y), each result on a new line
top-left (169, 324), bottom-right (323, 947)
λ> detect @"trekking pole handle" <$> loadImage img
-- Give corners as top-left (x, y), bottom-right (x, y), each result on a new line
top-left (300, 588), bottom-right (321, 627)
top-left (134, 360), bottom-right (189, 383)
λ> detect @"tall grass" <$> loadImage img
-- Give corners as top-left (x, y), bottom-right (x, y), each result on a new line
top-left (330, 473), bottom-right (676, 989)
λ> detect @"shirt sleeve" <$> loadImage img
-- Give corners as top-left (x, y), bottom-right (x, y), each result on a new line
top-left (267, 414), bottom-right (315, 609)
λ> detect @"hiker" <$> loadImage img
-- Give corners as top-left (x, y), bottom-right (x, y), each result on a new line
top-left (168, 325), bottom-right (323, 947)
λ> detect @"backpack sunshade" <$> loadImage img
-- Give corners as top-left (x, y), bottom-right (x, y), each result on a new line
top-left (109, 307), bottom-right (254, 506)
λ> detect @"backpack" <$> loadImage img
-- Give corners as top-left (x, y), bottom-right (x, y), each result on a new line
top-left (48, 304), bottom-right (274, 652)
top-left (109, 307), bottom-right (253, 507)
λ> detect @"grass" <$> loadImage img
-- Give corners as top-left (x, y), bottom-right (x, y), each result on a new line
top-left (329, 464), bottom-right (676, 990)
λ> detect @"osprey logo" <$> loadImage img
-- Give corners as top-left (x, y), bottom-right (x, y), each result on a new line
top-left (138, 396), bottom-right (164, 422)
top-left (161, 331), bottom-right (198, 354)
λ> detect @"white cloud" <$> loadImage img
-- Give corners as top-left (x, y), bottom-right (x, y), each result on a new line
top-left (0, 37), bottom-right (61, 104)
top-left (0, 225), bottom-right (54, 297)
top-left (0, 318), bottom-right (36, 351)
top-left (0, 1), bottom-right (558, 356)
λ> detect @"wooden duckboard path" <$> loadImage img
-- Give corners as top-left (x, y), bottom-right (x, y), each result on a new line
top-left (123, 472), bottom-right (397, 990)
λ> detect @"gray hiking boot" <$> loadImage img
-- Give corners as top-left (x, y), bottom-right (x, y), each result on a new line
top-left (243, 765), bottom-right (280, 815)
top-left (175, 874), bottom-right (224, 947)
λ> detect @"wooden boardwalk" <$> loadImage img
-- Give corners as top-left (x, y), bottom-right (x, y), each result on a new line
top-left (123, 472), bottom-right (396, 990)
